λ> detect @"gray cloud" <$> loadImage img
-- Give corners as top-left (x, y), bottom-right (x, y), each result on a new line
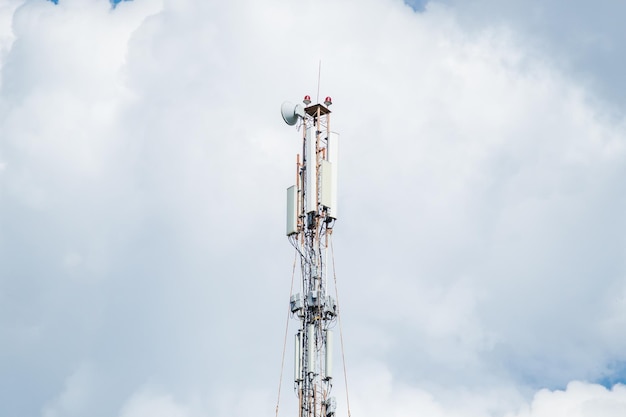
top-left (432, 0), bottom-right (626, 109)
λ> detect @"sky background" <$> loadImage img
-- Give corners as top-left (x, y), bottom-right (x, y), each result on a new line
top-left (1, 0), bottom-right (626, 416)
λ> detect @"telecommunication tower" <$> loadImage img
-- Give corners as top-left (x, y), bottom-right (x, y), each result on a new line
top-left (280, 94), bottom-right (341, 417)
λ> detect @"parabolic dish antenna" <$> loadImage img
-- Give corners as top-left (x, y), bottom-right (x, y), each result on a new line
top-left (281, 101), bottom-right (305, 126)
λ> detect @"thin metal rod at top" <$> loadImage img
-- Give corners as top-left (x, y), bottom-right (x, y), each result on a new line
top-left (316, 60), bottom-right (321, 104)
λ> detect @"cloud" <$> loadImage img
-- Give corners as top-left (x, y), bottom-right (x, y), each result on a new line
top-left (0, 0), bottom-right (625, 416)
top-left (41, 363), bottom-right (95, 417)
top-left (117, 389), bottom-right (191, 417)
top-left (433, 0), bottom-right (626, 109)
top-left (507, 381), bottom-right (626, 417)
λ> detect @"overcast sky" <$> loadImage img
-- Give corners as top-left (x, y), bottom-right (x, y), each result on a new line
top-left (1, 0), bottom-right (626, 416)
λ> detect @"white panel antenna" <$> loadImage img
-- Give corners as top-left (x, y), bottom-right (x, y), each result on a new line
top-left (327, 132), bottom-right (339, 219)
top-left (325, 329), bottom-right (333, 380)
top-left (320, 160), bottom-right (333, 210)
top-left (286, 185), bottom-right (298, 236)
top-left (305, 126), bottom-right (317, 214)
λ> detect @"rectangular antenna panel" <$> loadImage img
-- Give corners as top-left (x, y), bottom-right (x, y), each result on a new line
top-left (307, 324), bottom-right (315, 371)
top-left (294, 332), bottom-right (302, 382)
top-left (326, 132), bottom-right (339, 219)
top-left (286, 185), bottom-right (298, 236)
top-left (320, 160), bottom-right (333, 210)
top-left (325, 330), bottom-right (333, 380)
top-left (305, 127), bottom-right (317, 214)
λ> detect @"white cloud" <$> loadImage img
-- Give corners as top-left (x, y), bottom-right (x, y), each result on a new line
top-left (62, 251), bottom-right (82, 268)
top-left (1, 0), bottom-right (625, 416)
top-left (118, 389), bottom-right (191, 417)
top-left (435, 0), bottom-right (626, 109)
top-left (506, 381), bottom-right (626, 417)
top-left (41, 363), bottom-right (95, 417)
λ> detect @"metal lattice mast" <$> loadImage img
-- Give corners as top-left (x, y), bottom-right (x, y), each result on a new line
top-left (282, 95), bottom-right (339, 417)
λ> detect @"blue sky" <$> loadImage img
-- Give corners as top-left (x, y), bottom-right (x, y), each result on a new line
top-left (1, 1), bottom-right (626, 416)
top-left (405, 0), bottom-right (429, 12)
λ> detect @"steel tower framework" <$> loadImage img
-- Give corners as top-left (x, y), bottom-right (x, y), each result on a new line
top-left (283, 97), bottom-right (340, 417)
